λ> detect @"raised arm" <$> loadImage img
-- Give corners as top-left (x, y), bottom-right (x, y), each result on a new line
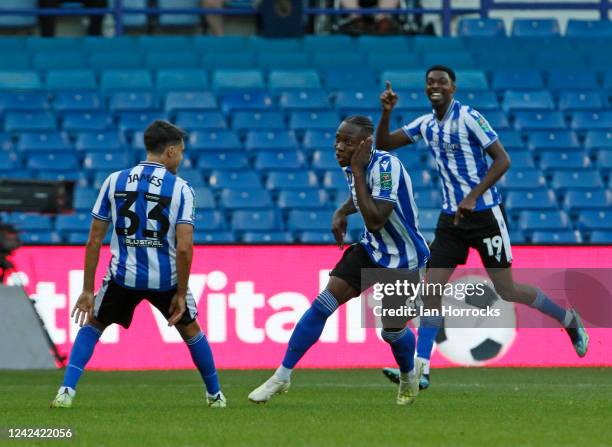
top-left (376, 81), bottom-right (413, 151)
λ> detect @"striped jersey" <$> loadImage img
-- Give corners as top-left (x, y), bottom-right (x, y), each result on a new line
top-left (345, 149), bottom-right (430, 270)
top-left (401, 99), bottom-right (501, 214)
top-left (91, 161), bottom-right (195, 291)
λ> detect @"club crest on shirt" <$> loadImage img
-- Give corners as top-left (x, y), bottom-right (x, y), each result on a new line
top-left (380, 172), bottom-right (392, 190)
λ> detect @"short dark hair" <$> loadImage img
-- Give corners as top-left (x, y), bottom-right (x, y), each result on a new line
top-left (343, 115), bottom-right (374, 135)
top-left (143, 120), bottom-right (186, 155)
top-left (426, 65), bottom-right (456, 82)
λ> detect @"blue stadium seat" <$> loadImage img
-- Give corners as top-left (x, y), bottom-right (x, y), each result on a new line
top-left (91, 171), bottom-right (114, 189)
top-left (193, 210), bottom-right (224, 230)
top-left (245, 130), bottom-right (297, 151)
top-left (584, 131), bottom-right (612, 150)
top-left (0, 71), bottom-right (41, 91)
top-left (502, 91), bottom-right (554, 111)
top-left (492, 71), bottom-right (544, 90)
top-left (547, 73), bottom-right (598, 91)
top-left (422, 53), bottom-right (476, 70)
top-left (417, 208), bottom-right (439, 231)
top-left (570, 111), bottom-right (612, 131)
top-left (176, 169), bottom-right (205, 187)
top-left (164, 91), bottom-right (217, 113)
top-left (257, 52), bottom-right (310, 70)
top-left (483, 110), bottom-right (510, 130)
top-left (514, 112), bottom-right (566, 131)
top-left (602, 72), bottom-right (612, 90)
top-left (232, 209), bottom-right (281, 231)
top-left (395, 151), bottom-right (424, 168)
top-left (76, 132), bottom-right (123, 152)
top-left (26, 37), bottom-right (80, 52)
top-left (189, 130), bottom-right (241, 152)
top-left (412, 190), bottom-right (443, 209)
top-left (18, 132), bottom-right (71, 152)
top-left (266, 171), bottom-right (319, 190)
top-left (55, 213), bottom-right (92, 235)
top-left (497, 169), bottom-right (546, 190)
top-left (201, 52), bottom-right (256, 70)
top-left (302, 129), bottom-right (335, 151)
top-left (289, 111), bottom-right (339, 132)
top-left (518, 210), bottom-right (569, 231)
top-left (73, 188), bottom-right (98, 211)
top-left (0, 54), bottom-right (28, 70)
top-left (530, 230), bottom-right (581, 244)
top-left (455, 90), bottom-right (498, 110)
top-left (6, 112), bottom-right (55, 133)
top-left (393, 90), bottom-right (431, 112)
top-left (589, 230), bottom-right (612, 243)
top-left (334, 90), bottom-right (380, 113)
top-left (45, 70), bottom-right (97, 91)
top-left (567, 19), bottom-right (612, 37)
top-left (277, 189), bottom-right (328, 209)
top-left (410, 170), bottom-right (435, 189)
top-left (414, 36), bottom-right (465, 52)
top-left (380, 70), bottom-right (421, 90)
top-left (0, 151), bottom-right (20, 171)
top-left (156, 69), bottom-right (208, 92)
top-left (0, 1), bottom-right (37, 27)
top-left (21, 231), bottom-right (62, 244)
top-left (0, 92), bottom-right (48, 112)
top-left (511, 19), bottom-right (560, 37)
top-left (323, 69), bottom-right (377, 90)
top-left (63, 112), bottom-right (112, 132)
top-left (118, 112), bottom-right (167, 135)
top-left (505, 150), bottom-right (535, 168)
top-left (458, 18), bottom-right (506, 37)
top-left (558, 92), bottom-right (604, 111)
top-left (279, 91), bottom-right (330, 111)
top-left (527, 131), bottom-right (580, 150)
top-left (27, 152), bottom-right (78, 171)
top-left (7, 213), bottom-right (54, 232)
top-left (197, 152), bottom-right (248, 171)
top-left (539, 151), bottom-right (589, 170)
top-left (82, 35), bottom-right (138, 52)
top-left (193, 231), bottom-right (236, 243)
top-left (268, 70), bottom-right (321, 92)
top-left (232, 111), bottom-right (285, 131)
top-left (191, 187), bottom-right (216, 209)
top-left (109, 92), bottom-right (158, 113)
top-left (474, 51), bottom-right (532, 71)
top-left (311, 53), bottom-right (363, 70)
top-left (577, 209), bottom-right (612, 231)
top-left (249, 38), bottom-right (300, 53)
top-left (89, 52), bottom-right (144, 71)
top-left (53, 92), bottom-right (102, 113)
top-left (254, 151), bottom-right (304, 170)
top-left (100, 70), bottom-right (153, 92)
top-left (220, 188), bottom-right (272, 209)
top-left (304, 35), bottom-right (355, 52)
top-left (66, 232), bottom-right (91, 244)
top-left (209, 170), bottom-right (262, 189)
top-left (33, 53), bottom-right (87, 71)
top-left (324, 168), bottom-right (348, 189)
top-left (83, 152), bottom-right (132, 171)
top-left (550, 170), bottom-right (603, 190)
top-left (497, 130), bottom-right (523, 149)
top-left (145, 53), bottom-right (199, 70)
top-left (311, 150), bottom-right (339, 171)
top-left (563, 189), bottom-right (612, 211)
top-left (288, 210), bottom-right (335, 231)
top-left (137, 36), bottom-right (190, 51)
top-left (298, 231), bottom-right (339, 243)
top-left (531, 53), bottom-right (587, 71)
top-left (220, 90), bottom-right (273, 114)
top-left (242, 231), bottom-right (294, 243)
top-left (212, 70), bottom-right (265, 92)
top-left (366, 54), bottom-right (420, 70)
top-left (175, 111), bottom-right (226, 130)
top-left (505, 190), bottom-right (557, 210)
top-left (597, 150), bottom-right (612, 170)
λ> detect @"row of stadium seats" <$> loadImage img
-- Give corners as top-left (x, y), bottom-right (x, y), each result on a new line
top-left (3, 69), bottom-right (612, 91)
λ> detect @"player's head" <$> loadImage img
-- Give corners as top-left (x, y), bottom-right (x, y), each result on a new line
top-left (425, 65), bottom-right (456, 108)
top-left (335, 115), bottom-right (374, 167)
top-left (144, 120), bottom-right (186, 174)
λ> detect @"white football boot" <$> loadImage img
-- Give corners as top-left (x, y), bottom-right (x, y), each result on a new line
top-left (248, 375), bottom-right (290, 404)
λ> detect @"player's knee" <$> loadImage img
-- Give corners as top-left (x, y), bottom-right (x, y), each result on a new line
top-left (88, 317), bottom-right (107, 333)
top-left (381, 327), bottom-right (411, 344)
top-left (176, 320), bottom-right (202, 341)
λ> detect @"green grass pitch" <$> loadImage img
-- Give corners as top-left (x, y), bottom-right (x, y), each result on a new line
top-left (2, 368), bottom-right (611, 447)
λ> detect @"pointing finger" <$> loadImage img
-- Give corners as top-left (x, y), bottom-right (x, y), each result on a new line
top-left (385, 80), bottom-right (392, 92)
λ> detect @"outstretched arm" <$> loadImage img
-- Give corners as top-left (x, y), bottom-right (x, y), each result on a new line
top-left (376, 81), bottom-right (413, 151)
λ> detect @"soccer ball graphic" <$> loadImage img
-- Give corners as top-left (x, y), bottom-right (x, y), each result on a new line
top-left (434, 275), bottom-right (517, 366)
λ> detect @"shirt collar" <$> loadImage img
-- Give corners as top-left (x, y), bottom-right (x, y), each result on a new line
top-left (433, 99), bottom-right (457, 125)
top-left (139, 161), bottom-right (165, 168)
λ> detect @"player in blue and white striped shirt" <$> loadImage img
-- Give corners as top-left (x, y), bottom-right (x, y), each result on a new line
top-left (376, 66), bottom-right (589, 389)
top-left (249, 116), bottom-right (429, 406)
top-left (51, 120), bottom-right (225, 409)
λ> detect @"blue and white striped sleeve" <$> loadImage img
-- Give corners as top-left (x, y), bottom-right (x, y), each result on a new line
top-left (401, 115), bottom-right (427, 143)
top-left (91, 175), bottom-right (111, 222)
top-left (464, 108), bottom-right (498, 149)
top-left (176, 183), bottom-right (195, 227)
top-left (370, 156), bottom-right (401, 203)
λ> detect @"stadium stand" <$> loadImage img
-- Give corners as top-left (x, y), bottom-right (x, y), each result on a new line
top-left (0, 32), bottom-right (609, 244)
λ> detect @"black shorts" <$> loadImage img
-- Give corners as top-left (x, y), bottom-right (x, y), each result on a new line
top-left (330, 244), bottom-right (423, 330)
top-left (429, 204), bottom-right (513, 269)
top-left (93, 276), bottom-right (198, 329)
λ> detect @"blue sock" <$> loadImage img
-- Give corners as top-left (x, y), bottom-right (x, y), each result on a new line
top-left (382, 327), bottom-right (416, 374)
top-left (186, 332), bottom-right (220, 395)
top-left (282, 290), bottom-right (338, 369)
top-left (417, 315), bottom-right (443, 360)
top-left (62, 324), bottom-right (102, 389)
top-left (531, 290), bottom-right (569, 326)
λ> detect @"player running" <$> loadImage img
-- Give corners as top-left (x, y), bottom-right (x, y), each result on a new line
top-left (376, 66), bottom-right (589, 389)
top-left (248, 116), bottom-right (430, 405)
top-left (50, 120), bottom-right (226, 408)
